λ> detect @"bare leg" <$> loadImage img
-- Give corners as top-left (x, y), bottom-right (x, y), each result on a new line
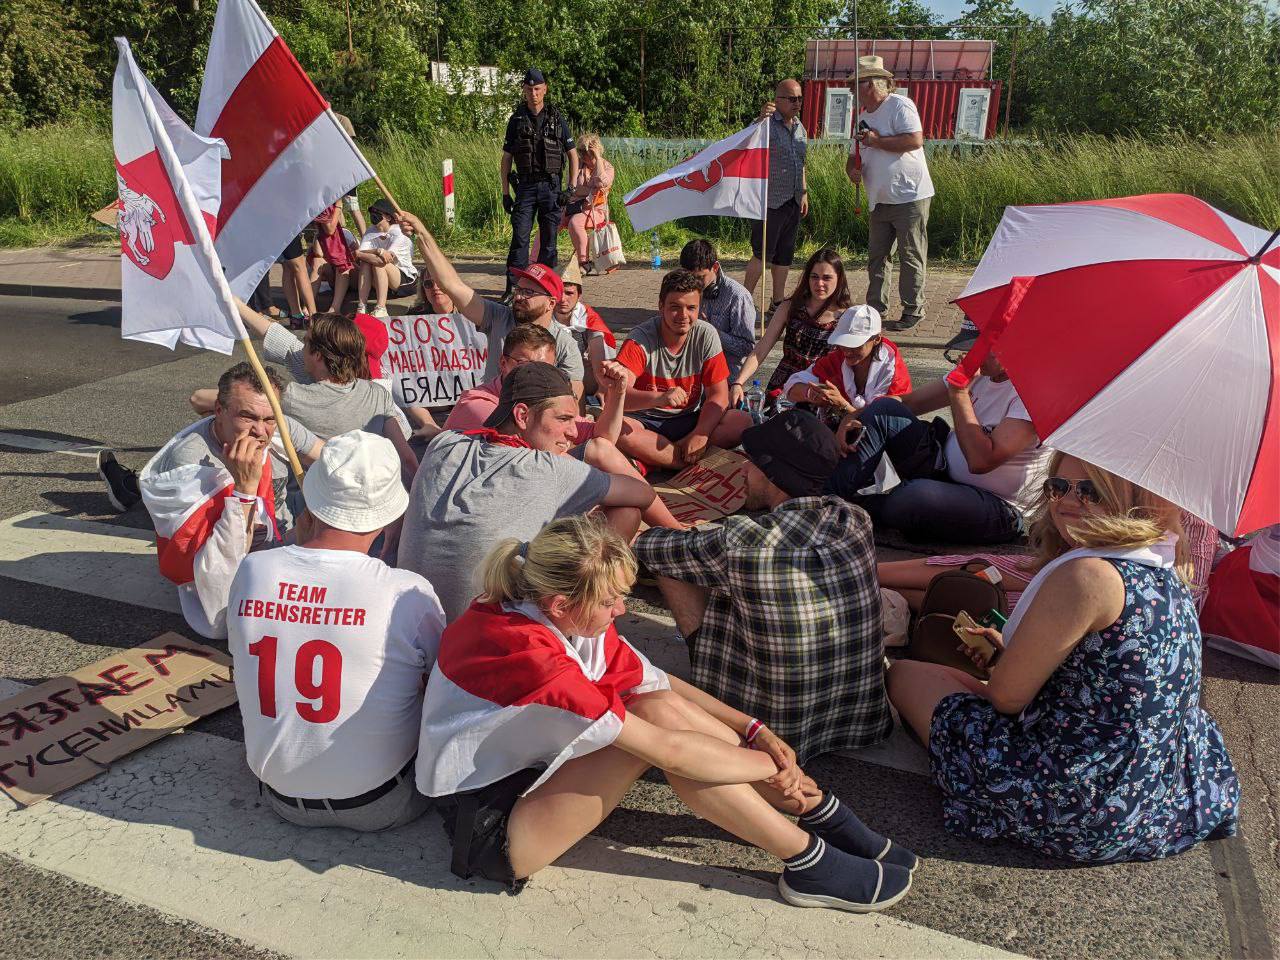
top-left (616, 419), bottom-right (680, 470)
top-left (654, 576), bottom-right (708, 639)
top-left (744, 256), bottom-right (764, 296)
top-left (709, 409), bottom-right (753, 449)
top-left (582, 439), bottom-right (682, 529)
top-left (285, 257), bottom-right (316, 315)
top-left (878, 558), bottom-right (1032, 613)
top-left (886, 659), bottom-right (990, 748)
top-left (357, 261), bottom-right (373, 306)
top-left (770, 264), bottom-right (790, 303)
top-left (281, 266), bottom-right (301, 317)
top-left (374, 262), bottom-right (400, 310)
top-left (329, 269), bottom-right (351, 313)
top-left (567, 214), bottom-right (589, 265)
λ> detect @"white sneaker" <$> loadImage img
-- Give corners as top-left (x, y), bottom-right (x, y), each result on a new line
top-left (356, 301), bottom-right (368, 314)
top-left (371, 306), bottom-right (389, 319)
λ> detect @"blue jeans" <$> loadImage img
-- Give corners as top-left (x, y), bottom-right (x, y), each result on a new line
top-left (507, 179), bottom-right (561, 281)
top-left (828, 396), bottom-right (1023, 545)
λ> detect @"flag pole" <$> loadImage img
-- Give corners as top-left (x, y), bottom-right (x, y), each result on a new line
top-left (853, 4), bottom-right (863, 216)
top-left (758, 117), bottom-right (770, 337)
top-left (241, 337), bottom-right (305, 482)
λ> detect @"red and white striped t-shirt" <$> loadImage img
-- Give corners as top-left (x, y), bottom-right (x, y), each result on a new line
top-left (616, 317), bottom-right (730, 419)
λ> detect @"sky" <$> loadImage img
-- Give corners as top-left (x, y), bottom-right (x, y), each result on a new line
top-left (925, 0), bottom-right (1060, 19)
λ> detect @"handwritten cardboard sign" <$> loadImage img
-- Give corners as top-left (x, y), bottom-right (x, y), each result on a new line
top-left (653, 447), bottom-right (751, 527)
top-left (0, 634), bottom-right (237, 807)
top-left (380, 313), bottom-right (489, 408)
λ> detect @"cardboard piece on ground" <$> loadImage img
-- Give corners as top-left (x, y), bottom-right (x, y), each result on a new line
top-left (90, 202), bottom-right (120, 229)
top-left (652, 446), bottom-right (751, 527)
top-left (0, 633), bottom-right (236, 807)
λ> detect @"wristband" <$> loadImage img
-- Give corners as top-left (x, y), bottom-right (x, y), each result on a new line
top-left (744, 718), bottom-right (764, 744)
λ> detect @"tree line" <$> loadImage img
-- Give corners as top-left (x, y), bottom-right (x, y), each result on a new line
top-left (2, 0), bottom-right (1276, 141)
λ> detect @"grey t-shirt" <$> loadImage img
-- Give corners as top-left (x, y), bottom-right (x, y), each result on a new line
top-left (480, 299), bottom-right (585, 384)
top-left (396, 430), bottom-right (611, 621)
top-left (152, 417), bottom-right (318, 534)
top-left (282, 378), bottom-right (397, 441)
top-left (263, 323), bottom-right (411, 439)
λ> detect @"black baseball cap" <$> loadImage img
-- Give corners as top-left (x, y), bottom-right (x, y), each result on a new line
top-left (368, 198), bottom-right (397, 221)
top-left (484, 361), bottom-right (573, 428)
top-left (523, 68), bottom-right (546, 85)
top-left (740, 410), bottom-right (840, 498)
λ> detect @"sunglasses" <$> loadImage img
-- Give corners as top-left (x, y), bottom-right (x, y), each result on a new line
top-left (779, 95), bottom-right (804, 103)
top-left (1043, 477), bottom-right (1102, 505)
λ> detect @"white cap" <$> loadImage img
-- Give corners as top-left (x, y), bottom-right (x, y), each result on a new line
top-left (828, 305), bottom-right (882, 348)
top-left (302, 431), bottom-right (409, 533)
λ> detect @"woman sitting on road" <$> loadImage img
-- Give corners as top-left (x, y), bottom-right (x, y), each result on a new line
top-left (731, 248), bottom-right (853, 406)
top-left (416, 515), bottom-right (917, 912)
top-left (887, 451), bottom-right (1239, 863)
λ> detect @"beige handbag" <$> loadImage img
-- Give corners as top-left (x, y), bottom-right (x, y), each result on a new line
top-left (586, 207), bottom-right (625, 274)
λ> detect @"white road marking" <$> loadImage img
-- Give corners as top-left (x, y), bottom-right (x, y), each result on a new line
top-left (0, 511), bottom-right (178, 614)
top-left (0, 725), bottom-right (1021, 959)
top-left (0, 432), bottom-right (105, 458)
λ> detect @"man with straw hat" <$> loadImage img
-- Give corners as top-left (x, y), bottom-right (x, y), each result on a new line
top-left (844, 55), bottom-right (935, 333)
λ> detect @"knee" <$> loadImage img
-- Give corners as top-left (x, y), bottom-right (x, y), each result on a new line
top-left (861, 396), bottom-right (910, 425)
top-left (627, 690), bottom-right (690, 729)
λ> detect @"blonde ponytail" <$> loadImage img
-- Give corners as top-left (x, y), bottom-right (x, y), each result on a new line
top-left (479, 515), bottom-right (637, 616)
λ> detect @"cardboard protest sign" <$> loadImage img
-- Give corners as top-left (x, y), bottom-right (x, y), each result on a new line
top-left (652, 447), bottom-right (751, 527)
top-left (0, 634), bottom-right (236, 807)
top-left (381, 313), bottom-right (489, 408)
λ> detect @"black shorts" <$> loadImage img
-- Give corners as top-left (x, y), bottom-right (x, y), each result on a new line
top-left (750, 197), bottom-right (801, 267)
top-left (631, 408), bottom-right (701, 442)
top-left (277, 234), bottom-right (305, 262)
top-left (437, 766), bottom-right (544, 893)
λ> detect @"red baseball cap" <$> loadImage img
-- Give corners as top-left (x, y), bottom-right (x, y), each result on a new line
top-left (352, 312), bottom-right (389, 379)
top-left (511, 263), bottom-right (563, 302)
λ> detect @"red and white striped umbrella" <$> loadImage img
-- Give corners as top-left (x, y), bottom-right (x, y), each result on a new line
top-left (951, 194), bottom-right (1279, 536)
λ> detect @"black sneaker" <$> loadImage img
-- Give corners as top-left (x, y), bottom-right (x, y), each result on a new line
top-left (884, 314), bottom-right (922, 332)
top-left (98, 449), bottom-right (141, 512)
top-left (778, 837), bottom-right (912, 913)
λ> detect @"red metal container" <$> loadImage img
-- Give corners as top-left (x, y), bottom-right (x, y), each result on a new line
top-left (802, 78), bottom-right (1003, 140)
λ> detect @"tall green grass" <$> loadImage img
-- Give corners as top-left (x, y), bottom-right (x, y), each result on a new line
top-left (2, 119), bottom-right (1277, 262)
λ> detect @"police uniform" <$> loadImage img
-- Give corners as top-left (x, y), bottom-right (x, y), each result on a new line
top-left (503, 75), bottom-right (575, 281)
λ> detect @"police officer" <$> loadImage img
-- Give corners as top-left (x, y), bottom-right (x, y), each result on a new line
top-left (501, 68), bottom-right (578, 296)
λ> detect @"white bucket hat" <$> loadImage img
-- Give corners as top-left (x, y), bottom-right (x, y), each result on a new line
top-left (828, 305), bottom-right (883, 348)
top-left (302, 431), bottom-right (408, 533)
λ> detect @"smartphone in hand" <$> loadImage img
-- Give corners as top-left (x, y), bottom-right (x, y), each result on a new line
top-left (952, 611), bottom-right (997, 660)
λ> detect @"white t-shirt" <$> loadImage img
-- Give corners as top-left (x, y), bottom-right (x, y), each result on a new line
top-left (358, 225), bottom-right (418, 280)
top-left (944, 376), bottom-right (1049, 509)
top-left (228, 545), bottom-right (446, 799)
top-left (852, 94), bottom-right (935, 208)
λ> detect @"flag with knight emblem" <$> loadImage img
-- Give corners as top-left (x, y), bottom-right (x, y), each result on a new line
top-left (113, 37), bottom-right (247, 354)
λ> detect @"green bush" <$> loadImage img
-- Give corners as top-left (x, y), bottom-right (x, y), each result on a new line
top-left (2, 122), bottom-right (1277, 263)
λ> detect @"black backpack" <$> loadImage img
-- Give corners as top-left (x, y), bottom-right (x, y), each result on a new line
top-left (906, 565), bottom-right (1010, 679)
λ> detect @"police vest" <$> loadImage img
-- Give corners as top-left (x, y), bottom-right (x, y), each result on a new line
top-left (511, 103), bottom-right (565, 178)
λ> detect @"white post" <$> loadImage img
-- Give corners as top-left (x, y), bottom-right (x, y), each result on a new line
top-left (442, 158), bottom-right (456, 226)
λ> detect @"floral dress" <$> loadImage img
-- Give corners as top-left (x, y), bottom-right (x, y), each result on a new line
top-left (928, 559), bottom-right (1239, 863)
top-left (766, 300), bottom-right (839, 392)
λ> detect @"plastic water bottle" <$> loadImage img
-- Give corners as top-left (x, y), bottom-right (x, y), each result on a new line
top-left (745, 379), bottom-right (766, 424)
top-left (650, 231), bottom-right (662, 270)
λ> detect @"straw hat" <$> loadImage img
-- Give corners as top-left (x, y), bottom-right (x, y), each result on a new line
top-left (560, 257), bottom-right (584, 289)
top-left (852, 55), bottom-right (894, 81)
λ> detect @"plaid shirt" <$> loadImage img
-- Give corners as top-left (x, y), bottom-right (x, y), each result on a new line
top-left (634, 496), bottom-right (892, 763)
top-left (766, 114), bottom-right (807, 210)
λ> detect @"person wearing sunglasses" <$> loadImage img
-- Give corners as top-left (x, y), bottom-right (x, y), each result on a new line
top-left (745, 79), bottom-right (809, 311)
top-left (886, 450), bottom-right (1239, 864)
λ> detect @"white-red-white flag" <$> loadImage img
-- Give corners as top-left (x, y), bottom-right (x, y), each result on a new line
top-left (623, 122), bottom-right (769, 232)
top-left (113, 37), bottom-right (246, 354)
top-left (197, 0), bottom-right (375, 299)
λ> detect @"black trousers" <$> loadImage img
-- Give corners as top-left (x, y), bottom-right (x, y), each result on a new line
top-left (507, 178), bottom-right (561, 284)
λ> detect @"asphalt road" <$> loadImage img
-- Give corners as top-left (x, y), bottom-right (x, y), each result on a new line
top-left (0, 294), bottom-right (1276, 959)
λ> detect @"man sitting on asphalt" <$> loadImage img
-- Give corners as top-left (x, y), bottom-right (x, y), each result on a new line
top-left (615, 269), bottom-right (753, 469)
top-left (394, 209), bottom-right (584, 397)
top-left (137, 363), bottom-right (324, 639)
top-left (679, 239), bottom-right (757, 380)
top-left (228, 430), bottom-right (446, 832)
top-left (397, 361), bottom-right (660, 621)
top-left (556, 258), bottom-right (617, 395)
top-left (633, 410), bottom-right (892, 764)
top-left (829, 319), bottom-right (1049, 544)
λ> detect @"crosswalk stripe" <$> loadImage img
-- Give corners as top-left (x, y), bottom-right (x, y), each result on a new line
top-left (0, 432), bottom-right (106, 458)
top-left (0, 723), bottom-right (1020, 959)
